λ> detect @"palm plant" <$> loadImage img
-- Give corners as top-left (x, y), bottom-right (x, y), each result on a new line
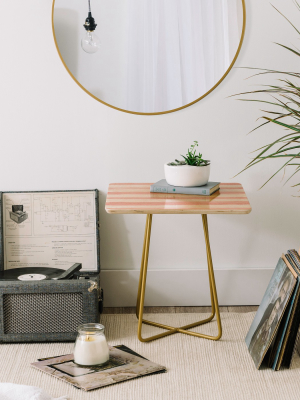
top-left (237, 3), bottom-right (300, 191)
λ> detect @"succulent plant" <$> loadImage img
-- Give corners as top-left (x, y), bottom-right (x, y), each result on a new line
top-left (168, 141), bottom-right (210, 167)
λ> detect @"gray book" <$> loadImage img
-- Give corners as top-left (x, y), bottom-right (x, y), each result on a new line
top-left (150, 179), bottom-right (220, 195)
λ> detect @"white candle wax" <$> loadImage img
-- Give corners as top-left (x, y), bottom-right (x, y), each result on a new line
top-left (74, 334), bottom-right (109, 366)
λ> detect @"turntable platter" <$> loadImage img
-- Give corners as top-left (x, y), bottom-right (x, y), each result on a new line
top-left (0, 267), bottom-right (65, 281)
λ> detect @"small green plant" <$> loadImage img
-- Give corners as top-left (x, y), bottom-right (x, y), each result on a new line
top-left (168, 141), bottom-right (210, 167)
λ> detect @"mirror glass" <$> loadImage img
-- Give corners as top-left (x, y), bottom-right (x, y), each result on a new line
top-left (53, 0), bottom-right (245, 114)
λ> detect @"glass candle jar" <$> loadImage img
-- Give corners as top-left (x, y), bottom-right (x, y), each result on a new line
top-left (74, 323), bottom-right (109, 366)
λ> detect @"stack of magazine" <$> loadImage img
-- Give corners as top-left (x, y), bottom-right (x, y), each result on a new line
top-left (246, 249), bottom-right (300, 370)
top-left (150, 179), bottom-right (220, 196)
top-left (31, 345), bottom-right (166, 391)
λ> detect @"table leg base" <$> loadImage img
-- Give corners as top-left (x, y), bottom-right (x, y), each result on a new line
top-left (136, 214), bottom-right (222, 342)
top-left (137, 313), bottom-right (221, 342)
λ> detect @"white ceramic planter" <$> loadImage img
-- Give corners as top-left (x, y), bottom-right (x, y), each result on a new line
top-left (164, 163), bottom-right (210, 187)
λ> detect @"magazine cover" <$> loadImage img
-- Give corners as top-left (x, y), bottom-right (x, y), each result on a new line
top-left (245, 257), bottom-right (297, 369)
top-left (31, 346), bottom-right (166, 391)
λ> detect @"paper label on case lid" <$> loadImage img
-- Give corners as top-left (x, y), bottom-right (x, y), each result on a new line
top-left (2, 191), bottom-right (99, 272)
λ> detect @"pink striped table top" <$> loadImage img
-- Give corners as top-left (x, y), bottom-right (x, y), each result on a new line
top-left (105, 183), bottom-right (251, 214)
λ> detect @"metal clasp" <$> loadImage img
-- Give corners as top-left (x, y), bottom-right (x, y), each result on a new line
top-left (88, 280), bottom-right (98, 292)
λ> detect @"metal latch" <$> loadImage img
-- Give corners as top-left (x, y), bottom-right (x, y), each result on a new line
top-left (88, 280), bottom-right (98, 292)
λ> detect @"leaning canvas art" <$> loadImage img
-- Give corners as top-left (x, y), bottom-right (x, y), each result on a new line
top-left (245, 257), bottom-right (296, 369)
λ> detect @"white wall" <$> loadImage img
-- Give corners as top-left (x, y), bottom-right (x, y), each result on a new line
top-left (1, 0), bottom-right (300, 306)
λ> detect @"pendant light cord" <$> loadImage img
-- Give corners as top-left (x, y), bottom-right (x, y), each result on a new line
top-left (88, 0), bottom-right (91, 13)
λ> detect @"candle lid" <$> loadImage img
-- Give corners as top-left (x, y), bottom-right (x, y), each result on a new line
top-left (77, 323), bottom-right (105, 334)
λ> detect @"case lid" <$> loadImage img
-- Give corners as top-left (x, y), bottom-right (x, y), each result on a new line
top-left (0, 190), bottom-right (100, 274)
top-left (12, 205), bottom-right (23, 213)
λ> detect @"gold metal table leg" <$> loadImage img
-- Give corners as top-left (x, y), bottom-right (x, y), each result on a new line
top-left (136, 213), bottom-right (222, 342)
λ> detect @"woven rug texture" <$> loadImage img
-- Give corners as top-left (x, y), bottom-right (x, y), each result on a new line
top-left (0, 312), bottom-right (299, 400)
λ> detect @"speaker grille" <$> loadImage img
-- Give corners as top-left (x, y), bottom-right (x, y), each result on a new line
top-left (3, 293), bottom-right (83, 334)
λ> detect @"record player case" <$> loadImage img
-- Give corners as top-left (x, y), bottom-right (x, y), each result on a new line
top-left (0, 190), bottom-right (102, 343)
top-left (9, 205), bottom-right (28, 224)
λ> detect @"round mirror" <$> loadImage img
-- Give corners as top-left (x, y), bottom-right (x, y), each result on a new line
top-left (52, 0), bottom-right (245, 115)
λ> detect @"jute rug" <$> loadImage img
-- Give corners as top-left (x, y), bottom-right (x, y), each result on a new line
top-left (0, 312), bottom-right (300, 400)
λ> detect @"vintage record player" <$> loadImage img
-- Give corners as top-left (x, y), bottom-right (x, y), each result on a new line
top-left (9, 205), bottom-right (28, 224)
top-left (0, 189), bottom-right (102, 343)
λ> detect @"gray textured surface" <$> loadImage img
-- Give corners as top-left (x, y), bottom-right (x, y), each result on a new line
top-left (0, 278), bottom-right (100, 342)
top-left (3, 292), bottom-right (83, 334)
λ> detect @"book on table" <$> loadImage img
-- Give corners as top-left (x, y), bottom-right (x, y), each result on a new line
top-left (150, 179), bottom-right (220, 195)
top-left (245, 249), bottom-right (300, 370)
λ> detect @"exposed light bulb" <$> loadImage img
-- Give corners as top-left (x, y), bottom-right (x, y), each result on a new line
top-left (82, 2), bottom-right (99, 55)
top-left (81, 31), bottom-right (100, 54)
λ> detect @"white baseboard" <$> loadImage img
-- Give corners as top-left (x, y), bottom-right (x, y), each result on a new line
top-left (101, 269), bottom-right (273, 307)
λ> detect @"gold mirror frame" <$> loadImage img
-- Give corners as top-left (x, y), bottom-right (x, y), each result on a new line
top-left (52, 0), bottom-right (246, 115)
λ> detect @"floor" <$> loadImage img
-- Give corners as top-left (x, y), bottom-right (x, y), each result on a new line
top-left (5, 311), bottom-right (300, 400)
top-left (103, 306), bottom-right (259, 314)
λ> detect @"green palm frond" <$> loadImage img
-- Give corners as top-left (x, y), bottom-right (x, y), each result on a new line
top-left (236, 2), bottom-right (300, 191)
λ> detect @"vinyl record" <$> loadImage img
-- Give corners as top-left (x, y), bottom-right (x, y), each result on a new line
top-left (0, 267), bottom-right (65, 281)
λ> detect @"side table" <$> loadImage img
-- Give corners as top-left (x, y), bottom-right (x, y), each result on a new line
top-left (105, 183), bottom-right (251, 342)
